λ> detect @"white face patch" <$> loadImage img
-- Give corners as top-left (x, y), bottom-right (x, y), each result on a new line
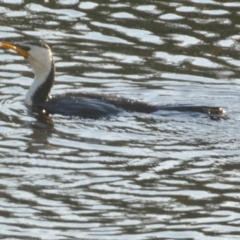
top-left (27, 46), bottom-right (53, 75)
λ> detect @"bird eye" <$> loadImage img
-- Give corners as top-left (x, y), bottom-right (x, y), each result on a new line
top-left (15, 44), bottom-right (31, 51)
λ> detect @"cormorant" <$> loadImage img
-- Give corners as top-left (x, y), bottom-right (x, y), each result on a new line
top-left (0, 41), bottom-right (225, 118)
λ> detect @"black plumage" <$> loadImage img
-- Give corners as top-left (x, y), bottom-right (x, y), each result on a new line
top-left (1, 40), bottom-right (226, 118)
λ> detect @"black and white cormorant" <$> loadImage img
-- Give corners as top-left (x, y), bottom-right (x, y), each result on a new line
top-left (0, 41), bottom-right (225, 118)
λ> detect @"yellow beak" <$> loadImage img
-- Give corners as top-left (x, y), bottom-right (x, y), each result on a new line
top-left (0, 42), bottom-right (29, 58)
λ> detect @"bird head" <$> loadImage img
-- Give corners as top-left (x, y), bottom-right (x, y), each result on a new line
top-left (1, 40), bottom-right (54, 77)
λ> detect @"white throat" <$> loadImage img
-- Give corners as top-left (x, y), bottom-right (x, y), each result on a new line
top-left (25, 70), bottom-right (50, 106)
top-left (24, 46), bottom-right (53, 106)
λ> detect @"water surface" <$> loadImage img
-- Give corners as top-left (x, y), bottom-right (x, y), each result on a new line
top-left (0, 0), bottom-right (240, 239)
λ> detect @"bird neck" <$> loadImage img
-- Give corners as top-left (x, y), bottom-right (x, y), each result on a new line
top-left (25, 61), bottom-right (55, 106)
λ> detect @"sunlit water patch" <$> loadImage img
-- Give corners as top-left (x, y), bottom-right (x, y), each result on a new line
top-left (0, 0), bottom-right (240, 240)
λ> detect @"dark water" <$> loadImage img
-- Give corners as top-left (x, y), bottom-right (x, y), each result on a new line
top-left (0, 0), bottom-right (240, 239)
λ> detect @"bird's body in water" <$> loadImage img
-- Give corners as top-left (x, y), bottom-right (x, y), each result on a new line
top-left (0, 40), bottom-right (225, 118)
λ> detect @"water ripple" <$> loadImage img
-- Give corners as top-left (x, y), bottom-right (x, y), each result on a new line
top-left (0, 0), bottom-right (240, 240)
top-left (26, 3), bottom-right (86, 18)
